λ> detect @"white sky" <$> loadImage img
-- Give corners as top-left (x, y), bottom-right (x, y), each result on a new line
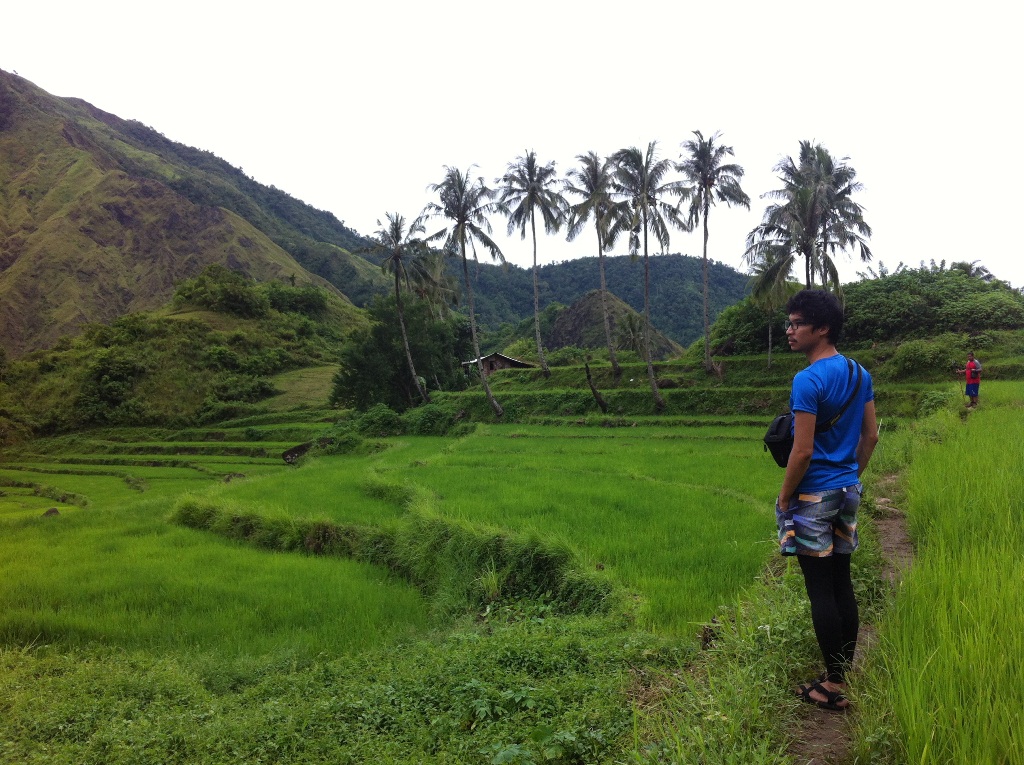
top-left (4, 1), bottom-right (1021, 287)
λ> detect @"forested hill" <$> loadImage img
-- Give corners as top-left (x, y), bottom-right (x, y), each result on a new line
top-left (466, 254), bottom-right (750, 345)
top-left (0, 69), bottom-right (383, 356)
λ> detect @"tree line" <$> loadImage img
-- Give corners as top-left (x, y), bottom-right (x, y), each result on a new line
top-left (360, 135), bottom-right (872, 415)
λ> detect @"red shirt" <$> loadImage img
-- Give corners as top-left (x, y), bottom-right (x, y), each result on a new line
top-left (965, 360), bottom-right (981, 383)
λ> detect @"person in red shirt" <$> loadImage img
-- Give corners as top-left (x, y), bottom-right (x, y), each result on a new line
top-left (957, 352), bottom-right (982, 407)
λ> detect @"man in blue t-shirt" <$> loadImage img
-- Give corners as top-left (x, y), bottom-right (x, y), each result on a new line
top-left (777, 290), bottom-right (879, 712)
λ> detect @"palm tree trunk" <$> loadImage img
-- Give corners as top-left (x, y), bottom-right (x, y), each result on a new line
top-left (531, 213), bottom-right (550, 377)
top-left (584, 361), bottom-right (608, 413)
top-left (597, 225), bottom-right (620, 381)
top-left (460, 232), bottom-right (503, 418)
top-left (641, 217), bottom-right (665, 411)
top-left (701, 202), bottom-right (712, 372)
top-left (395, 274), bottom-right (430, 404)
top-left (767, 321), bottom-right (773, 369)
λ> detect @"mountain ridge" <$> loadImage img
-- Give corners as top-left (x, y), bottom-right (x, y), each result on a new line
top-left (0, 69), bottom-right (383, 355)
top-left (0, 69), bottom-right (750, 358)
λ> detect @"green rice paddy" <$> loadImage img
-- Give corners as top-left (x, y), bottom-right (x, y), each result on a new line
top-left (3, 382), bottom-right (1022, 763)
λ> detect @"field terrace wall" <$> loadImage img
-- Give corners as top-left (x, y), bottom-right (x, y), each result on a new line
top-left (171, 496), bottom-right (615, 620)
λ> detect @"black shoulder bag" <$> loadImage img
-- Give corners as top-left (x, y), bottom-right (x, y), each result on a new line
top-left (763, 359), bottom-right (862, 468)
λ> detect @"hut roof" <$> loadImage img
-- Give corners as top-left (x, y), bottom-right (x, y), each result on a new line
top-left (461, 352), bottom-right (535, 368)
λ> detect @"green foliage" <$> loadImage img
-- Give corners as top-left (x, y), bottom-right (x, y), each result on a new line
top-left (501, 338), bottom-right (536, 361)
top-left (265, 281), bottom-right (329, 317)
top-left (545, 346), bottom-right (589, 367)
top-left (468, 254), bottom-right (749, 346)
top-left (709, 297), bottom-right (788, 355)
top-left (843, 266), bottom-right (1024, 343)
top-left (436, 386), bottom-right (792, 421)
top-left (916, 389), bottom-right (958, 417)
top-left (356, 404), bottom-right (404, 437)
top-left (211, 373), bottom-right (278, 402)
top-left (401, 403), bottom-right (458, 436)
top-left (330, 295), bottom-right (471, 412)
top-left (172, 265), bottom-right (270, 318)
top-left (76, 348), bottom-right (151, 425)
top-left (0, 289), bottom-right (355, 433)
top-left (707, 267), bottom-right (1024, 358)
top-left (879, 334), bottom-right (967, 381)
top-left (306, 428), bottom-right (366, 457)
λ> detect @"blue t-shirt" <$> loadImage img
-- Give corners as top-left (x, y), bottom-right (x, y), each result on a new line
top-left (789, 354), bottom-right (875, 493)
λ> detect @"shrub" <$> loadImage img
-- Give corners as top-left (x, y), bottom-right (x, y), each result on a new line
top-left (211, 374), bottom-right (277, 402)
top-left (881, 335), bottom-right (966, 381)
top-left (173, 265), bottom-right (271, 318)
top-left (546, 346), bottom-right (589, 367)
top-left (402, 404), bottom-right (457, 436)
top-left (917, 390), bottom-right (958, 417)
top-left (357, 404), bottom-right (404, 436)
top-left (305, 428), bottom-right (366, 457)
top-left (195, 399), bottom-right (265, 424)
top-left (265, 281), bottom-right (328, 317)
top-left (501, 338), bottom-right (536, 362)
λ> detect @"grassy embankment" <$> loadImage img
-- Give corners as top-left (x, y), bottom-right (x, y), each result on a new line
top-left (852, 381), bottom-right (1024, 764)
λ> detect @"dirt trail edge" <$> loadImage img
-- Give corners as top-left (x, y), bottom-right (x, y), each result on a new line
top-left (786, 474), bottom-right (913, 765)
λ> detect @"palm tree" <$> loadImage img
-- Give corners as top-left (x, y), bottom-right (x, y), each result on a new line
top-left (497, 151), bottom-right (566, 377)
top-left (423, 166), bottom-right (505, 417)
top-left (411, 249), bottom-right (460, 320)
top-left (747, 141), bottom-right (871, 292)
top-left (814, 144), bottom-right (873, 285)
top-left (949, 260), bottom-right (995, 282)
top-left (367, 212), bottom-right (432, 405)
top-left (609, 142), bottom-right (689, 410)
top-left (565, 151), bottom-right (624, 380)
top-left (677, 131), bottom-right (750, 371)
top-left (747, 246), bottom-right (797, 369)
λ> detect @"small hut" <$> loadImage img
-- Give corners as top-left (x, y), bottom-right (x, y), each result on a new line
top-left (461, 352), bottom-right (535, 374)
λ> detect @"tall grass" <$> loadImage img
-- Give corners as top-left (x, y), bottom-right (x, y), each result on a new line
top-left (0, 499), bottom-right (428, 664)
top-left (207, 426), bottom-right (780, 633)
top-left (856, 381), bottom-right (1024, 764)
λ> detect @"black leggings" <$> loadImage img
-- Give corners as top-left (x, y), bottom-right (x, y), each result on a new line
top-left (797, 553), bottom-right (858, 684)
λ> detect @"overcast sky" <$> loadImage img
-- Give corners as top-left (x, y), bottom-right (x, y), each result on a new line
top-left (4, 1), bottom-right (1020, 288)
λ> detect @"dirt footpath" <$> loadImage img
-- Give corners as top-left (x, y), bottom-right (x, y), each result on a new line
top-left (786, 478), bottom-right (913, 765)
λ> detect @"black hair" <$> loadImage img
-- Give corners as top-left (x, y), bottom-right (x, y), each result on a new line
top-left (785, 289), bottom-right (844, 343)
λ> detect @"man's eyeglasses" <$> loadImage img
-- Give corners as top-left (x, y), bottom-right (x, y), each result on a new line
top-left (784, 319), bottom-right (810, 331)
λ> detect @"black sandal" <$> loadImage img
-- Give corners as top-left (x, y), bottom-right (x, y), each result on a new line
top-left (794, 680), bottom-right (849, 712)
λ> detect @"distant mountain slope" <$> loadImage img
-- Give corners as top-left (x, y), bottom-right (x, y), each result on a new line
top-left (0, 69), bottom-right (383, 355)
top-left (464, 254), bottom-right (749, 346)
top-left (547, 289), bottom-right (682, 358)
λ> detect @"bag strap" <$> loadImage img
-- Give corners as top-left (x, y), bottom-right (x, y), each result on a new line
top-left (815, 358), bottom-right (862, 434)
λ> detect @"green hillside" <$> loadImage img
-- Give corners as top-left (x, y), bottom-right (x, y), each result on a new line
top-left (489, 289), bottom-right (683, 361)
top-left (464, 253), bottom-right (749, 345)
top-left (0, 268), bottom-right (365, 442)
top-left (0, 69), bottom-right (384, 356)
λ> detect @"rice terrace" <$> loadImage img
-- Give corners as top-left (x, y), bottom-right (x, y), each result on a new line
top-left (2, 66), bottom-right (1024, 764)
top-left (4, 331), bottom-right (1024, 763)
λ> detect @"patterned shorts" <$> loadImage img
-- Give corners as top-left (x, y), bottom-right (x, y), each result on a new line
top-left (776, 484), bottom-right (861, 557)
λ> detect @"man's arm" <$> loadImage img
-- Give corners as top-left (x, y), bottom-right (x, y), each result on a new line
top-left (857, 400), bottom-right (879, 476)
top-left (778, 410), bottom-right (816, 507)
